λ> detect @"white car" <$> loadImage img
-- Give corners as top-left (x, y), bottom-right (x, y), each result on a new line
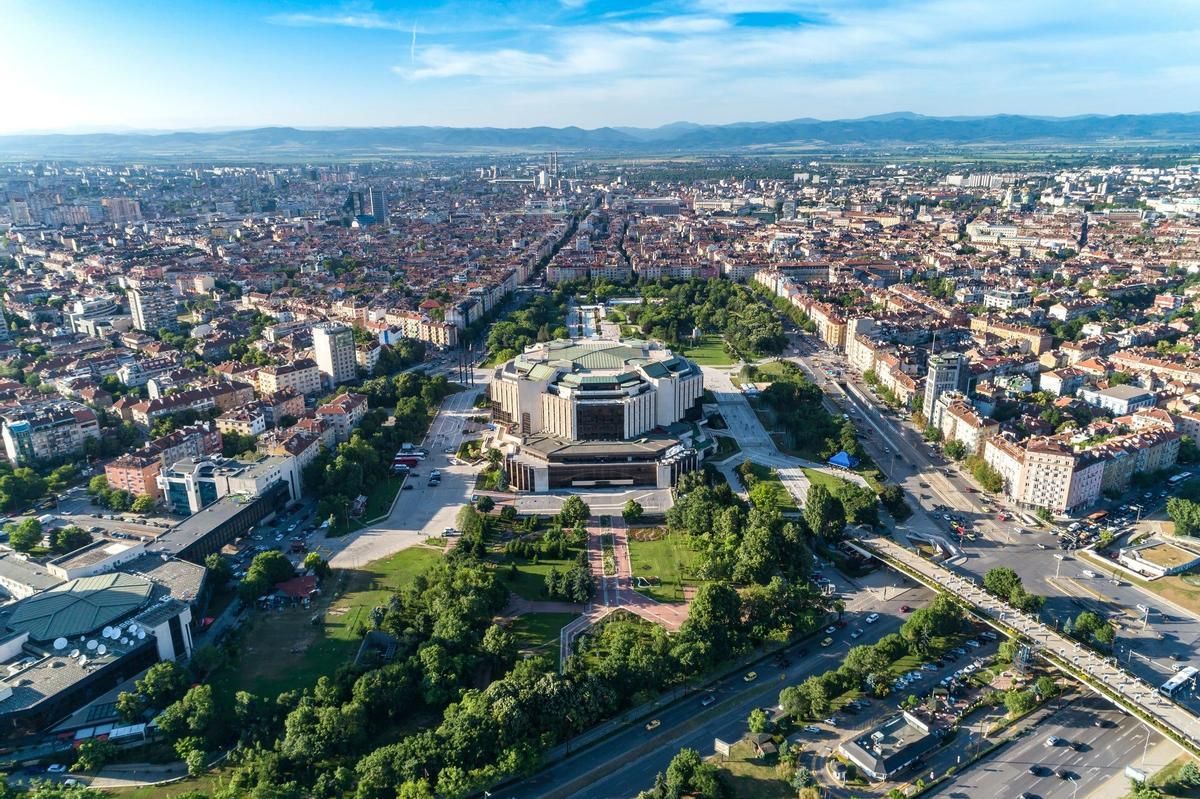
top-left (864, 613), bottom-right (880, 624)
top-left (46, 764), bottom-right (66, 773)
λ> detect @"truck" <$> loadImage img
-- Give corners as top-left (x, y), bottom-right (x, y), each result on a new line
top-left (393, 456), bottom-right (421, 469)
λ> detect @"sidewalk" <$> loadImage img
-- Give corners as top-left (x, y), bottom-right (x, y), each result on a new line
top-left (1086, 738), bottom-right (1183, 799)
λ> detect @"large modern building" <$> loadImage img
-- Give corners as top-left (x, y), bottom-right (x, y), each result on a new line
top-left (924, 353), bottom-right (967, 423)
top-left (312, 324), bottom-right (357, 388)
top-left (156, 455), bottom-right (301, 515)
top-left (490, 338), bottom-right (705, 490)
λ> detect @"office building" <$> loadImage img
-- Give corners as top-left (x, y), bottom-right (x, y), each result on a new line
top-left (924, 353), bottom-right (967, 426)
top-left (312, 324), bottom-right (357, 388)
top-left (127, 283), bottom-right (178, 333)
top-left (156, 455), bottom-right (301, 515)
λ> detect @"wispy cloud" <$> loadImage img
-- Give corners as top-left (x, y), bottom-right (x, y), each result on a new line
top-left (267, 11), bottom-right (408, 32)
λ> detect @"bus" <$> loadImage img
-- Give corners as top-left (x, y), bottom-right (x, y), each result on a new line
top-left (1169, 472), bottom-right (1193, 487)
top-left (1159, 666), bottom-right (1198, 698)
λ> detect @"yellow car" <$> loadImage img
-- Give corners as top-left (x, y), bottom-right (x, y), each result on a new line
top-left (821, 637), bottom-right (834, 647)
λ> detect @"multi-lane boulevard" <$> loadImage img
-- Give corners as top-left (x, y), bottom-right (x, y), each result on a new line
top-left (928, 694), bottom-right (1163, 799)
top-left (506, 579), bottom-right (931, 799)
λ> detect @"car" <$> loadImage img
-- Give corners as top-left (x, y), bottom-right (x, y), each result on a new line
top-left (965, 640), bottom-right (981, 648)
top-left (700, 694), bottom-right (716, 708)
top-left (1045, 736), bottom-right (1062, 747)
top-left (46, 764), bottom-right (66, 773)
top-left (823, 717), bottom-right (838, 726)
top-left (820, 637), bottom-right (834, 647)
top-left (743, 672), bottom-right (758, 682)
top-left (802, 725), bottom-right (821, 734)
top-left (1093, 718), bottom-right (1113, 728)
top-left (1019, 793), bottom-right (1037, 799)
top-left (1070, 741), bottom-right (1087, 752)
top-left (980, 630), bottom-right (998, 641)
top-left (825, 626), bottom-right (837, 635)
top-left (403, 484), bottom-right (414, 490)
top-left (921, 663), bottom-right (937, 671)
top-left (900, 605), bottom-right (913, 613)
top-left (865, 613), bottom-right (880, 624)
top-left (645, 719), bottom-right (661, 731)
top-left (1058, 769), bottom-right (1075, 781)
top-left (850, 628), bottom-right (864, 639)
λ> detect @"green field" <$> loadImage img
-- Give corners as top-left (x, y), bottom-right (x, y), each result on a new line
top-left (508, 612), bottom-right (578, 656)
top-left (110, 769), bottom-right (232, 798)
top-left (627, 529), bottom-right (700, 603)
top-left (801, 468), bottom-right (854, 494)
top-left (494, 550), bottom-right (583, 600)
top-left (714, 741), bottom-right (794, 799)
top-left (681, 334), bottom-right (736, 366)
top-left (227, 546), bottom-right (443, 697)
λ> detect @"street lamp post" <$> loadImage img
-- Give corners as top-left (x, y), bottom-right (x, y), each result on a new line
top-left (1054, 554), bottom-right (1065, 579)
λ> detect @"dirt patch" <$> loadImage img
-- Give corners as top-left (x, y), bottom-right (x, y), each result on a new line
top-left (627, 525), bottom-right (667, 543)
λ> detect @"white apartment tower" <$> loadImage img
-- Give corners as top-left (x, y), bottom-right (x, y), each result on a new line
top-left (312, 324), bottom-right (357, 388)
top-left (128, 283), bottom-right (178, 333)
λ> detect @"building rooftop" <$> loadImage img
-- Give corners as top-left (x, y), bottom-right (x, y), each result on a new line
top-left (7, 573), bottom-right (154, 643)
top-left (49, 541), bottom-right (138, 573)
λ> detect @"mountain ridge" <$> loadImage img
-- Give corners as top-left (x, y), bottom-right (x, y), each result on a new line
top-left (2, 112), bottom-right (1199, 159)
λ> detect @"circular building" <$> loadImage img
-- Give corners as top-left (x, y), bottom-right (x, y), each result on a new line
top-left (489, 338), bottom-right (706, 490)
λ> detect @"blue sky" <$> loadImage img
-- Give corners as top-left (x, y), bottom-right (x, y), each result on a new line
top-left (2, 0), bottom-right (1199, 133)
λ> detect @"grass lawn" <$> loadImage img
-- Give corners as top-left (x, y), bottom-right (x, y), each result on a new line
top-left (508, 611), bottom-right (578, 656)
top-left (627, 528), bottom-right (700, 603)
top-left (681, 334), bottom-right (736, 366)
top-left (1149, 754), bottom-right (1200, 798)
top-left (713, 741), bottom-right (793, 799)
top-left (493, 550), bottom-right (583, 601)
top-left (741, 462), bottom-right (799, 513)
top-left (741, 360), bottom-right (793, 382)
top-left (801, 468), bottom-right (854, 494)
top-left (227, 547), bottom-right (442, 698)
top-left (360, 474), bottom-right (404, 520)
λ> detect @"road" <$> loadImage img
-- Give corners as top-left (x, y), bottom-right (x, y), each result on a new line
top-left (928, 694), bottom-right (1166, 799)
top-left (781, 329), bottom-right (1200, 712)
top-left (328, 370), bottom-right (491, 569)
top-left (870, 535), bottom-right (1200, 750)
top-left (505, 577), bottom-right (933, 799)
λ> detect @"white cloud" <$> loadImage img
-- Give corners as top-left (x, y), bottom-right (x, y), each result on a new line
top-left (267, 11), bottom-right (409, 31)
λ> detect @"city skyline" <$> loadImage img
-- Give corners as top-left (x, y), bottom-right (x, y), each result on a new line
top-left (3, 0), bottom-right (1200, 135)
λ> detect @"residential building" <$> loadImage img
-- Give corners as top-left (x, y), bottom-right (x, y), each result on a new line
top-left (157, 455), bottom-right (301, 515)
top-left (127, 283), bottom-right (178, 333)
top-left (315, 392), bottom-right (368, 443)
top-left (1, 402), bottom-right (100, 465)
top-left (1078, 384), bottom-right (1157, 416)
top-left (312, 324), bottom-right (357, 388)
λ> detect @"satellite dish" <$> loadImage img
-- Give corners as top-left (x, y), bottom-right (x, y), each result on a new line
top-left (103, 627), bottom-right (115, 638)
top-left (86, 640), bottom-right (97, 651)
top-left (137, 630), bottom-right (146, 640)
top-left (68, 649), bottom-right (80, 658)
top-left (52, 638), bottom-right (67, 651)
top-left (128, 625), bottom-right (139, 635)
top-left (120, 638), bottom-right (129, 645)
top-left (96, 644), bottom-right (106, 656)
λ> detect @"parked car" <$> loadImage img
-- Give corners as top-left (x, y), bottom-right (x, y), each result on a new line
top-left (743, 672), bottom-right (758, 682)
top-left (700, 694), bottom-right (716, 708)
top-left (820, 637), bottom-right (834, 647)
top-left (865, 613), bottom-right (880, 624)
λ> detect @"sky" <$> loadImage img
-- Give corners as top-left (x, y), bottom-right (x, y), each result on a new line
top-left (2, 0), bottom-right (1199, 134)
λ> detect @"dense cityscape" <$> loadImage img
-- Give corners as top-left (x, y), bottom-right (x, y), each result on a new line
top-left (6, 1), bottom-right (1200, 798)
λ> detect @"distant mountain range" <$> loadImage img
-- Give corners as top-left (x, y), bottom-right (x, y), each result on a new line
top-left (2, 112), bottom-right (1200, 160)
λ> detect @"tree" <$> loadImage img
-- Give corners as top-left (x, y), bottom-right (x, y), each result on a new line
top-left (72, 737), bottom-right (116, 772)
top-left (1177, 761), bottom-right (1200, 788)
top-left (559, 495), bottom-right (591, 526)
top-left (622, 499), bottom-right (644, 523)
top-left (747, 707), bottom-right (769, 733)
top-left (50, 526), bottom-right (91, 554)
top-left (1168, 497), bottom-right (1200, 537)
top-left (983, 567), bottom-right (1022, 600)
top-left (204, 552), bottom-right (232, 584)
top-left (804, 484), bottom-right (845, 541)
top-left (130, 494), bottom-right (157, 514)
top-left (1004, 688), bottom-right (1038, 716)
top-left (475, 495), bottom-right (495, 513)
top-left (5, 518), bottom-right (42, 552)
top-left (943, 440), bottom-right (968, 461)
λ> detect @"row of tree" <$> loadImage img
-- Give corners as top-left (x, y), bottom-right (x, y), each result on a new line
top-left (627, 278), bottom-right (786, 358)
